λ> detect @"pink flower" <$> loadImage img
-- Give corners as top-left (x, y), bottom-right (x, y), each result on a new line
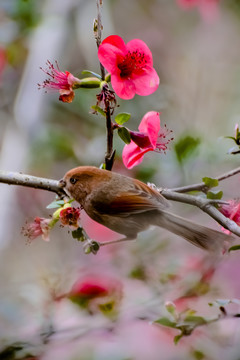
top-left (38, 60), bottom-right (81, 103)
top-left (22, 217), bottom-right (51, 242)
top-left (98, 35), bottom-right (159, 100)
top-left (220, 200), bottom-right (240, 234)
top-left (177, 0), bottom-right (219, 22)
top-left (59, 206), bottom-right (81, 229)
top-left (69, 274), bottom-right (123, 315)
top-left (122, 111), bottom-right (173, 169)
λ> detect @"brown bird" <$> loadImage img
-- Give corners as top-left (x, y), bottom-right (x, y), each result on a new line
top-left (59, 166), bottom-right (230, 252)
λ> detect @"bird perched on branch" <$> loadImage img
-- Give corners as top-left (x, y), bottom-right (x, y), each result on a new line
top-left (60, 166), bottom-right (230, 252)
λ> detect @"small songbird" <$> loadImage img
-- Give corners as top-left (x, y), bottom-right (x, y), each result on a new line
top-left (59, 166), bottom-right (230, 252)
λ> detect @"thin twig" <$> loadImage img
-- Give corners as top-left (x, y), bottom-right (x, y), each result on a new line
top-left (104, 94), bottom-right (115, 170)
top-left (170, 166), bottom-right (240, 193)
top-left (95, 0), bottom-right (105, 80)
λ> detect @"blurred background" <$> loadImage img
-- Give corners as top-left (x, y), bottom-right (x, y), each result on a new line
top-left (1, 0), bottom-right (240, 359)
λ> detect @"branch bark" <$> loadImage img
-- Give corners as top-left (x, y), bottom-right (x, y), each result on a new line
top-left (0, 171), bottom-right (65, 197)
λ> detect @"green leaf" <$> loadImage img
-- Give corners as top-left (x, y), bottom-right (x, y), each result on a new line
top-left (202, 177), bottom-right (219, 188)
top-left (154, 317), bottom-right (177, 329)
top-left (46, 199), bottom-right (65, 209)
top-left (91, 105), bottom-right (106, 117)
top-left (174, 135), bottom-right (201, 164)
top-left (183, 315), bottom-right (207, 326)
top-left (228, 245), bottom-right (240, 252)
top-left (192, 350), bottom-right (205, 360)
top-left (118, 127), bottom-right (131, 144)
top-left (81, 70), bottom-right (102, 79)
top-left (72, 227), bottom-right (85, 241)
top-left (174, 334), bottom-right (183, 345)
top-left (115, 112), bottom-right (131, 125)
top-left (100, 163), bottom-right (106, 169)
top-left (206, 190), bottom-right (223, 200)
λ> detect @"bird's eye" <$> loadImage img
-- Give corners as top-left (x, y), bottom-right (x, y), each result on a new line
top-left (70, 177), bottom-right (77, 185)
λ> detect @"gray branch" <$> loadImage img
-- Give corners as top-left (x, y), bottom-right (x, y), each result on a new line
top-left (170, 166), bottom-right (240, 193)
top-left (0, 170), bottom-right (65, 197)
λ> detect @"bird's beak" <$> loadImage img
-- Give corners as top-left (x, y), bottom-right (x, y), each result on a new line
top-left (59, 179), bottom-right (66, 188)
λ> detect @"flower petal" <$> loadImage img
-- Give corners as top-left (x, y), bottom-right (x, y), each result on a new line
top-left (111, 74), bottom-right (136, 100)
top-left (132, 66), bottom-right (159, 96)
top-left (126, 39), bottom-right (153, 66)
top-left (101, 35), bottom-right (126, 51)
top-left (98, 36), bottom-right (126, 73)
top-left (138, 111), bottom-right (160, 148)
top-left (122, 141), bottom-right (152, 169)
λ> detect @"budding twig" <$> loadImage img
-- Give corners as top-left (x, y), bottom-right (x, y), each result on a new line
top-left (170, 166), bottom-right (240, 193)
top-left (95, 0), bottom-right (105, 80)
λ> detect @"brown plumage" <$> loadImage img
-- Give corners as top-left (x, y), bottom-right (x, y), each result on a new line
top-left (60, 166), bottom-right (230, 252)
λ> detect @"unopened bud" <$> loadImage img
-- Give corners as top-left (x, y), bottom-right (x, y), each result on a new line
top-left (74, 77), bottom-right (101, 89)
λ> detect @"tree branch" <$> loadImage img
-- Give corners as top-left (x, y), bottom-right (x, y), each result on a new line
top-left (0, 171), bottom-right (66, 198)
top-left (160, 189), bottom-right (240, 237)
top-left (170, 166), bottom-right (240, 193)
top-left (1, 168), bottom-right (240, 237)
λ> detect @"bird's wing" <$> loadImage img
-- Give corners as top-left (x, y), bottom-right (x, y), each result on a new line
top-left (92, 179), bottom-right (168, 216)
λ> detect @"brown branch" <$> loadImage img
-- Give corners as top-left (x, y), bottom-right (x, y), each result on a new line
top-left (104, 94), bottom-right (115, 170)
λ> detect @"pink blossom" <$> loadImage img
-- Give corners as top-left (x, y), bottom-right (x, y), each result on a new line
top-left (177, 0), bottom-right (219, 22)
top-left (0, 47), bottom-right (6, 79)
top-left (98, 35), bottom-right (159, 100)
top-left (59, 206), bottom-right (81, 229)
top-left (220, 200), bottom-right (240, 234)
top-left (38, 60), bottom-right (81, 103)
top-left (69, 274), bottom-right (123, 315)
top-left (22, 217), bottom-right (51, 242)
top-left (122, 111), bottom-right (173, 169)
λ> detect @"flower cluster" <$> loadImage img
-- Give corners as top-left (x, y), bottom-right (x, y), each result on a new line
top-left (22, 205), bottom-right (81, 243)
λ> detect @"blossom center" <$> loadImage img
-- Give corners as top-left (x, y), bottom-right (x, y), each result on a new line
top-left (117, 51), bottom-right (147, 78)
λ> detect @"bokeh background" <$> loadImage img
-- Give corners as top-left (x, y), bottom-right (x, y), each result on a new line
top-left (1, 0), bottom-right (240, 359)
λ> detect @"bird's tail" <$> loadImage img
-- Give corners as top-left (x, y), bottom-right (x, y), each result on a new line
top-left (154, 210), bottom-right (232, 253)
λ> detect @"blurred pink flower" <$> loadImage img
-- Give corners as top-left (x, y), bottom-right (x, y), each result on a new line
top-left (177, 0), bottom-right (219, 22)
top-left (39, 60), bottom-right (81, 103)
top-left (220, 200), bottom-right (240, 234)
top-left (69, 274), bottom-right (123, 316)
top-left (98, 35), bottom-right (159, 100)
top-left (59, 206), bottom-right (81, 229)
top-left (0, 47), bottom-right (6, 79)
top-left (122, 111), bottom-right (173, 169)
top-left (22, 217), bottom-right (51, 242)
